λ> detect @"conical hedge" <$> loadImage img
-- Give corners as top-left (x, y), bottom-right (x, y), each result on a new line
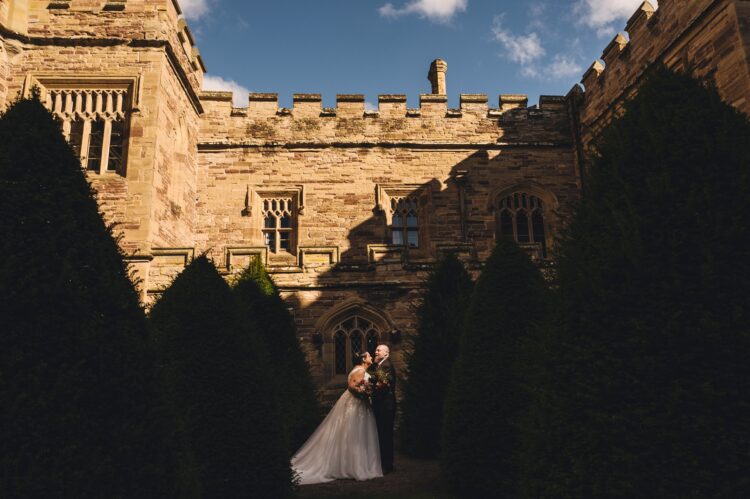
top-left (149, 256), bottom-right (293, 498)
top-left (531, 67), bottom-right (750, 497)
top-left (232, 258), bottom-right (321, 453)
top-left (0, 97), bottom-right (182, 497)
top-left (400, 253), bottom-right (473, 458)
top-left (441, 239), bottom-right (548, 497)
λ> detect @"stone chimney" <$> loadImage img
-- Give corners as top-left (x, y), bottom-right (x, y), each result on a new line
top-left (428, 59), bottom-right (448, 95)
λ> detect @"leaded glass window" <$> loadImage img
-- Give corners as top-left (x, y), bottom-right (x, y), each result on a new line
top-left (390, 196), bottom-right (419, 248)
top-left (45, 88), bottom-right (129, 175)
top-left (334, 330), bottom-right (347, 375)
top-left (87, 119), bottom-right (105, 171)
top-left (262, 197), bottom-right (295, 254)
top-left (332, 316), bottom-right (382, 375)
top-left (497, 193), bottom-right (547, 258)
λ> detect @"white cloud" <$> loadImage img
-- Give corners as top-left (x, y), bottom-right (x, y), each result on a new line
top-left (529, 2), bottom-right (546, 19)
top-left (547, 55), bottom-right (584, 79)
top-left (202, 75), bottom-right (251, 107)
top-left (379, 0), bottom-right (468, 24)
top-left (179, 0), bottom-right (210, 21)
top-left (365, 101), bottom-right (379, 112)
top-left (575, 0), bottom-right (658, 38)
top-left (522, 55), bottom-right (584, 81)
top-left (492, 16), bottom-right (545, 65)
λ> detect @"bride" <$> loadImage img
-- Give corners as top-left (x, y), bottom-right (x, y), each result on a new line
top-left (291, 352), bottom-right (383, 485)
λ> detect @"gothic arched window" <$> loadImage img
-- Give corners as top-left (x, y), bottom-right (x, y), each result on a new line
top-left (390, 197), bottom-right (419, 248)
top-left (262, 197), bottom-right (295, 254)
top-left (496, 192), bottom-right (547, 258)
top-left (331, 316), bottom-right (382, 375)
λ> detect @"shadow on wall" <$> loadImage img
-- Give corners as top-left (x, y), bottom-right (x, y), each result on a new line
top-left (279, 148), bottom-right (569, 400)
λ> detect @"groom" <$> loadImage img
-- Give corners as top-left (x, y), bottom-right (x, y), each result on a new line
top-left (370, 344), bottom-right (396, 473)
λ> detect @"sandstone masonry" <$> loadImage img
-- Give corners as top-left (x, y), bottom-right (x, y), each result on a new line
top-left (1, 0), bottom-right (748, 397)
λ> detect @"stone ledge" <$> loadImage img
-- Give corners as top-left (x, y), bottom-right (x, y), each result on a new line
top-left (460, 94), bottom-right (488, 104)
top-left (199, 141), bottom-right (574, 151)
top-left (337, 94), bottom-right (365, 102)
top-left (379, 94), bottom-right (407, 103)
top-left (293, 94), bottom-right (322, 102)
top-left (299, 246), bottom-right (340, 267)
top-left (419, 94), bottom-right (448, 103)
top-left (249, 93), bottom-right (278, 101)
top-left (201, 91), bottom-right (233, 102)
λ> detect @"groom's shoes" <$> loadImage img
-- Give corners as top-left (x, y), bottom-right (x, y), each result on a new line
top-left (383, 466), bottom-right (394, 474)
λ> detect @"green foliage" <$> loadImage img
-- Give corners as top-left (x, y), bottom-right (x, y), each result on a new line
top-left (0, 97), bottom-right (183, 497)
top-left (529, 67), bottom-right (750, 498)
top-left (235, 255), bottom-right (276, 296)
top-left (400, 253), bottom-right (473, 458)
top-left (149, 256), bottom-right (293, 498)
top-left (232, 259), bottom-right (322, 452)
top-left (440, 239), bottom-right (548, 498)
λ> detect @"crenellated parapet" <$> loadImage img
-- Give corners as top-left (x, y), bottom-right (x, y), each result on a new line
top-left (575, 0), bottom-right (750, 151)
top-left (198, 90), bottom-right (571, 147)
top-left (200, 91), bottom-right (559, 118)
top-left (0, 0), bottom-right (203, 102)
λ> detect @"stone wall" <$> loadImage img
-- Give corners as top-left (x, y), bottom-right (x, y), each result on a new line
top-left (2, 0), bottom-right (748, 394)
top-left (576, 0), bottom-right (750, 154)
top-left (195, 91), bottom-right (579, 388)
top-left (0, 0), bottom-right (204, 299)
top-left (0, 0), bottom-right (29, 34)
top-left (0, 38), bottom-right (10, 107)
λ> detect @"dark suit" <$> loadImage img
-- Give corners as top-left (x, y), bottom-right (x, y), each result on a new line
top-left (370, 357), bottom-right (396, 472)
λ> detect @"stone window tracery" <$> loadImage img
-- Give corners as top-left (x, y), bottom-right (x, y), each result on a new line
top-left (389, 196), bottom-right (420, 248)
top-left (45, 88), bottom-right (129, 175)
top-left (262, 196), bottom-right (295, 254)
top-left (332, 316), bottom-right (382, 375)
top-left (496, 192), bottom-right (547, 258)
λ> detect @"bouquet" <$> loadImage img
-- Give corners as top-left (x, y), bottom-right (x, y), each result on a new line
top-left (371, 368), bottom-right (390, 393)
top-left (349, 378), bottom-right (373, 400)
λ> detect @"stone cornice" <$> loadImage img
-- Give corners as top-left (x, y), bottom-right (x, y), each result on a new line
top-left (129, 39), bottom-right (204, 114)
top-left (198, 141), bottom-right (573, 151)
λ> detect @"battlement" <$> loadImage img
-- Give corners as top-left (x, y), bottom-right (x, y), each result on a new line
top-left (200, 91), bottom-right (565, 119)
top-left (199, 57), bottom-right (567, 127)
top-left (0, 0), bottom-right (204, 103)
top-left (2, 1), bottom-right (185, 37)
top-left (0, 1), bottom-right (203, 71)
top-left (578, 1), bottom-right (660, 97)
top-left (575, 0), bottom-right (748, 138)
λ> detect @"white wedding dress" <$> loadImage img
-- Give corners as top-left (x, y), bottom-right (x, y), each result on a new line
top-left (291, 366), bottom-right (383, 485)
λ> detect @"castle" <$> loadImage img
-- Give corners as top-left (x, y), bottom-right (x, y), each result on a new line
top-left (1, 0), bottom-right (748, 395)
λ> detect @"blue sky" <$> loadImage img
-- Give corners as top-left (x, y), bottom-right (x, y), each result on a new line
top-left (180, 0), bottom-right (657, 108)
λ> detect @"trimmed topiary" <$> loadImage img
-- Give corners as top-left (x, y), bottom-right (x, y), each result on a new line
top-left (231, 258), bottom-right (322, 453)
top-left (400, 253), bottom-right (473, 458)
top-left (149, 256), bottom-right (293, 498)
top-left (0, 96), bottom-right (184, 497)
top-left (441, 239), bottom-right (548, 497)
top-left (530, 67), bottom-right (750, 498)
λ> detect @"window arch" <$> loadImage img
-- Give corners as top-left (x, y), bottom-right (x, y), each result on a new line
top-left (331, 316), bottom-right (383, 375)
top-left (390, 196), bottom-right (420, 248)
top-left (261, 196), bottom-right (296, 254)
top-left (496, 192), bottom-right (548, 258)
top-left (316, 299), bottom-right (394, 381)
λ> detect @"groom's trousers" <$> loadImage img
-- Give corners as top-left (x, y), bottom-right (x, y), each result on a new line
top-left (374, 405), bottom-right (395, 472)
